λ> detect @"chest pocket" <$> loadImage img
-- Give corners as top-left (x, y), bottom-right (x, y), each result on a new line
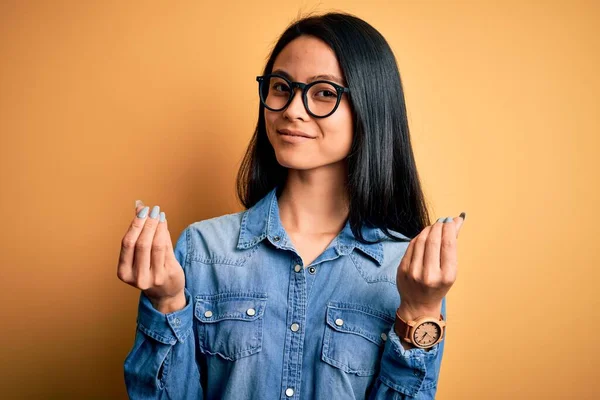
top-left (322, 302), bottom-right (395, 376)
top-left (194, 293), bottom-right (267, 361)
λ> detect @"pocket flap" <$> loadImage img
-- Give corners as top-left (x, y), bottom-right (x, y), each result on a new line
top-left (195, 293), bottom-right (267, 323)
top-left (326, 302), bottom-right (394, 346)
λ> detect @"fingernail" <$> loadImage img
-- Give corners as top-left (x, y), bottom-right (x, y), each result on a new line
top-left (137, 206), bottom-right (149, 218)
top-left (436, 218), bottom-right (445, 223)
top-left (159, 212), bottom-right (166, 222)
top-left (444, 217), bottom-right (453, 223)
top-left (150, 205), bottom-right (160, 219)
top-left (459, 212), bottom-right (466, 221)
top-left (135, 200), bottom-right (144, 209)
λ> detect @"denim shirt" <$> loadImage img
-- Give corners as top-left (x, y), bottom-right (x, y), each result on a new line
top-left (124, 187), bottom-right (446, 399)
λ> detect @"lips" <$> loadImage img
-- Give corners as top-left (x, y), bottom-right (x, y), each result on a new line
top-left (277, 129), bottom-right (315, 139)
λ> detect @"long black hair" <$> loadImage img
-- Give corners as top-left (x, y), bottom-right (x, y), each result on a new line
top-left (236, 11), bottom-right (431, 243)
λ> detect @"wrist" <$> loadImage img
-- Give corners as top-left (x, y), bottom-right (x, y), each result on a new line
top-left (396, 301), bottom-right (442, 321)
top-left (148, 290), bottom-right (186, 314)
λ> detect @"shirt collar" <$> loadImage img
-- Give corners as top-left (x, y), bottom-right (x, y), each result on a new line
top-left (236, 187), bottom-right (384, 266)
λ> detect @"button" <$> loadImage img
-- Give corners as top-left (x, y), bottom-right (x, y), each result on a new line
top-left (335, 318), bottom-right (344, 326)
top-left (381, 332), bottom-right (388, 341)
top-left (246, 308), bottom-right (256, 316)
top-left (294, 264), bottom-right (302, 272)
top-left (285, 388), bottom-right (294, 397)
top-left (290, 323), bottom-right (300, 332)
top-left (308, 266), bottom-right (316, 274)
top-left (204, 310), bottom-right (213, 318)
top-left (173, 318), bottom-right (181, 326)
top-left (413, 370), bottom-right (421, 377)
top-left (273, 236), bottom-right (281, 242)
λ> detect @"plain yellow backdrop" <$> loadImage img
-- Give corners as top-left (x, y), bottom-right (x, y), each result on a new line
top-left (0, 1), bottom-right (598, 398)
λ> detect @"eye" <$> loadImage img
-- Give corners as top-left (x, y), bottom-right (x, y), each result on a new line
top-left (272, 82), bottom-right (290, 93)
top-left (309, 82), bottom-right (338, 101)
top-left (316, 89), bottom-right (336, 98)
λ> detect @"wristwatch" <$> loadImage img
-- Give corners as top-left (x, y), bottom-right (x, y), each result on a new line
top-left (395, 309), bottom-right (446, 349)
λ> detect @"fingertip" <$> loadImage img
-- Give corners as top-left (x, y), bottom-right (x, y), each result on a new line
top-left (159, 211), bottom-right (166, 223)
top-left (137, 206), bottom-right (149, 219)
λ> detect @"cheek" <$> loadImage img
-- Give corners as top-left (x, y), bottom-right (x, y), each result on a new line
top-left (264, 110), bottom-right (277, 138)
top-left (323, 106), bottom-right (354, 146)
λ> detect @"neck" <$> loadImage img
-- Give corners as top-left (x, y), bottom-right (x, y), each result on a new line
top-left (278, 162), bottom-right (349, 235)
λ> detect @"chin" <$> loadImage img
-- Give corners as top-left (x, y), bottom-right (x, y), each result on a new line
top-left (275, 154), bottom-right (318, 170)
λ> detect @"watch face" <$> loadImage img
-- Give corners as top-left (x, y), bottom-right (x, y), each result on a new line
top-left (413, 321), bottom-right (441, 347)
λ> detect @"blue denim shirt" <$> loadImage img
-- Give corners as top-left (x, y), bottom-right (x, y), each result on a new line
top-left (124, 187), bottom-right (446, 399)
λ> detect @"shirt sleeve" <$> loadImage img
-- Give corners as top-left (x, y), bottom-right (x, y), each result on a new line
top-left (123, 226), bottom-right (204, 399)
top-left (368, 297), bottom-right (447, 399)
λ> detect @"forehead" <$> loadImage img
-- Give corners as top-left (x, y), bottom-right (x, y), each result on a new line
top-left (272, 36), bottom-right (343, 81)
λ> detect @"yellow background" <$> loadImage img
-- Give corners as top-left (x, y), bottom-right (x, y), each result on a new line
top-left (1, 1), bottom-right (598, 398)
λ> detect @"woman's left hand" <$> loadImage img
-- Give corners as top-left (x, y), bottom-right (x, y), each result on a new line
top-left (395, 213), bottom-right (466, 319)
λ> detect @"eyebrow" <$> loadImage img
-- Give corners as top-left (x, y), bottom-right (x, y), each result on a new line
top-left (272, 69), bottom-right (346, 86)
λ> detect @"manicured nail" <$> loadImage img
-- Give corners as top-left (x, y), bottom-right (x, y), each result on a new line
top-left (444, 217), bottom-right (453, 223)
top-left (135, 200), bottom-right (144, 209)
top-left (459, 212), bottom-right (466, 221)
top-left (137, 206), bottom-right (149, 218)
top-left (150, 205), bottom-right (160, 219)
top-left (159, 212), bottom-right (166, 222)
top-left (436, 218), bottom-right (445, 223)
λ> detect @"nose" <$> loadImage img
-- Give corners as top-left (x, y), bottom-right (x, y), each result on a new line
top-left (282, 87), bottom-right (309, 121)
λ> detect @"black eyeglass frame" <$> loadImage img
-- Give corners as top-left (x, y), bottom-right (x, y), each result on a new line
top-left (256, 73), bottom-right (350, 118)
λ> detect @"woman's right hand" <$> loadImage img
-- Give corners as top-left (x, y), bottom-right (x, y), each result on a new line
top-left (117, 201), bottom-right (186, 313)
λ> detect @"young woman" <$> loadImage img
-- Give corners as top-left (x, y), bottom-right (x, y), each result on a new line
top-left (118, 12), bottom-right (465, 399)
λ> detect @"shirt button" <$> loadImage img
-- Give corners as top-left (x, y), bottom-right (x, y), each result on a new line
top-left (294, 264), bottom-right (302, 272)
top-left (381, 332), bottom-right (388, 341)
top-left (308, 266), bottom-right (316, 274)
top-left (285, 388), bottom-right (294, 397)
top-left (204, 310), bottom-right (213, 318)
top-left (335, 318), bottom-right (344, 327)
top-left (173, 318), bottom-right (181, 326)
top-left (290, 323), bottom-right (300, 332)
top-left (246, 308), bottom-right (256, 316)
top-left (273, 236), bottom-right (281, 242)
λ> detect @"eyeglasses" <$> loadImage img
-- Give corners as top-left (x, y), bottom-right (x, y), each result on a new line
top-left (256, 74), bottom-right (350, 118)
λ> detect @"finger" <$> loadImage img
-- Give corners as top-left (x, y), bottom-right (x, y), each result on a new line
top-left (422, 219), bottom-right (444, 281)
top-left (117, 205), bottom-right (150, 282)
top-left (133, 205), bottom-right (161, 287)
top-left (150, 212), bottom-right (169, 284)
top-left (454, 212), bottom-right (466, 237)
top-left (408, 225), bottom-right (431, 282)
top-left (400, 237), bottom-right (416, 274)
top-left (161, 214), bottom-right (175, 256)
top-left (441, 217), bottom-right (458, 283)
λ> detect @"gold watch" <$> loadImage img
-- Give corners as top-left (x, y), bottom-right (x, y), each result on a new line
top-left (395, 309), bottom-right (446, 349)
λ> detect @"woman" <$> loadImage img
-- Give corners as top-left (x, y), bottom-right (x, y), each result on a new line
top-left (119, 12), bottom-right (465, 399)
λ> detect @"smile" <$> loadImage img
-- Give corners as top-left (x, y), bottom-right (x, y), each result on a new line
top-left (277, 129), bottom-right (316, 140)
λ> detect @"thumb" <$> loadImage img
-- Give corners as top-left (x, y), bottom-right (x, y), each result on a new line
top-left (135, 199), bottom-right (146, 215)
top-left (454, 212), bottom-right (466, 237)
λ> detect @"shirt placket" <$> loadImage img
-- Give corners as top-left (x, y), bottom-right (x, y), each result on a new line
top-left (280, 255), bottom-right (307, 399)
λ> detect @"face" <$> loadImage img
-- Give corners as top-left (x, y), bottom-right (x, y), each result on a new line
top-left (264, 35), bottom-right (353, 171)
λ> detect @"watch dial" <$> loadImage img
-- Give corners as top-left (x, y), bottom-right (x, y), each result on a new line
top-left (413, 322), bottom-right (441, 346)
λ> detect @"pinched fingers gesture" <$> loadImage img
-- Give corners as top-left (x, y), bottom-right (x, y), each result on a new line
top-left (396, 213), bottom-right (466, 315)
top-left (117, 201), bottom-right (185, 305)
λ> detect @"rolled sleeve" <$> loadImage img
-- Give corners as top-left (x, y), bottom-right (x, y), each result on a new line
top-left (376, 298), bottom-right (447, 398)
top-left (136, 288), bottom-right (194, 345)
